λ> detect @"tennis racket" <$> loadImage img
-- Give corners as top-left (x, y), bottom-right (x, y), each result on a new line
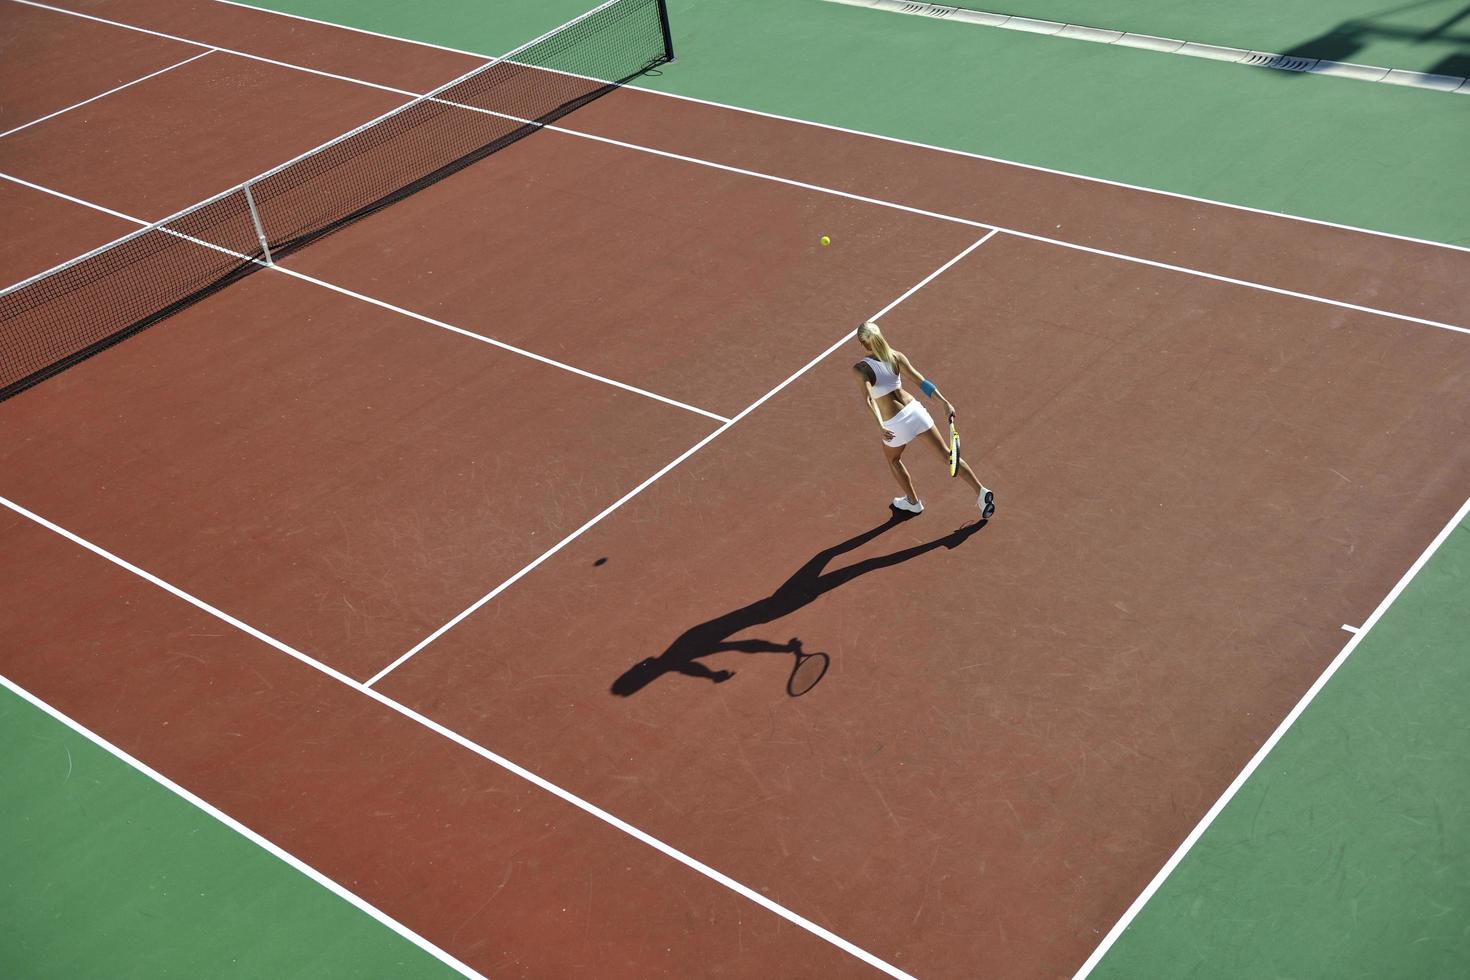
top-left (948, 412), bottom-right (960, 477)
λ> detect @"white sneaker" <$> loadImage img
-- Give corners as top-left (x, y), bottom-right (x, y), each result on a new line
top-left (979, 489), bottom-right (995, 519)
top-left (892, 496), bottom-right (924, 514)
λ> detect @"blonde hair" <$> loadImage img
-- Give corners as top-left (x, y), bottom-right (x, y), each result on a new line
top-left (856, 321), bottom-right (896, 369)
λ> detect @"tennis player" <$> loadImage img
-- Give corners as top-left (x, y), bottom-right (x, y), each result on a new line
top-left (854, 321), bottom-right (994, 518)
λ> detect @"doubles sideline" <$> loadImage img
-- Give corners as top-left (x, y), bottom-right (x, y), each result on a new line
top-left (0, 671), bottom-right (487, 980)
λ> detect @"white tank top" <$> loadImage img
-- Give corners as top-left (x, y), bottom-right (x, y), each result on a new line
top-left (863, 356), bottom-right (901, 397)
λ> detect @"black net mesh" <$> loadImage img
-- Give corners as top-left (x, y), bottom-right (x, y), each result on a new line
top-left (0, 0), bottom-right (672, 402)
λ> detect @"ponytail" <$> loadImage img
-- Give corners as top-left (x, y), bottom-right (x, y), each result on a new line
top-left (856, 321), bottom-right (896, 369)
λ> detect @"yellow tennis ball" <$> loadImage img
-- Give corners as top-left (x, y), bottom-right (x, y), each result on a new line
top-left (820, 235), bottom-right (831, 246)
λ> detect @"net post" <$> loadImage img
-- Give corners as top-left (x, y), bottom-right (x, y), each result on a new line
top-left (656, 0), bottom-right (675, 63)
top-left (242, 182), bottom-right (274, 266)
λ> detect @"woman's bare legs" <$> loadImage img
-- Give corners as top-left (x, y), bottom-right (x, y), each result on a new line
top-left (882, 443), bottom-right (920, 503)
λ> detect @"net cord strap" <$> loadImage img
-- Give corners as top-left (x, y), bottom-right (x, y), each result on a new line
top-left (242, 183), bottom-right (274, 266)
top-left (1, 0), bottom-right (671, 404)
top-left (0, 0), bottom-right (632, 303)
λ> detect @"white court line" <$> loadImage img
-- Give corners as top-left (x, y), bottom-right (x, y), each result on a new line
top-left (0, 172), bottom-right (728, 422)
top-left (206, 0), bottom-right (1470, 256)
top-left (1340, 623), bottom-right (1361, 634)
top-left (8, 0), bottom-right (438, 100)
top-left (0, 50), bottom-right (215, 141)
top-left (252, 75), bottom-right (1470, 339)
top-left (1074, 491), bottom-right (1470, 979)
top-left (7, 3), bottom-right (1466, 965)
top-left (6, 158), bottom-right (983, 657)
top-left (463, 114), bottom-right (1470, 339)
top-left (993, 228), bottom-right (1470, 339)
top-left (18, 0), bottom-right (1470, 262)
top-left (0, 672), bottom-right (486, 980)
top-left (13, 86), bottom-right (1466, 344)
top-left (367, 229), bottom-right (999, 687)
top-left (11, 2), bottom-right (1469, 338)
top-left (278, 267), bottom-right (731, 423)
top-left (1, 171), bottom-right (154, 224)
top-left (0, 225), bottom-right (987, 980)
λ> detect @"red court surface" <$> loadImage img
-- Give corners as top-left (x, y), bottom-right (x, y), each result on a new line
top-left (26, 0), bottom-right (482, 92)
top-left (375, 231), bottom-right (1470, 975)
top-left (0, 177), bottom-right (136, 284)
top-left (0, 49), bottom-right (408, 219)
top-left (283, 128), bottom-right (982, 422)
top-left (2, 268), bottom-right (717, 678)
top-left (562, 91), bottom-right (1470, 328)
top-left (0, 0), bottom-right (198, 131)
top-left (4, 0), bottom-right (1470, 976)
top-left (0, 511), bottom-right (860, 977)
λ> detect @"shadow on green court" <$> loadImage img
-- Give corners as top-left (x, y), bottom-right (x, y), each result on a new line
top-left (1278, 0), bottom-right (1470, 75)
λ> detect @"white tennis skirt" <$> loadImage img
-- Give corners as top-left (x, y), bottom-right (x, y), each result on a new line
top-left (882, 399), bottom-right (934, 448)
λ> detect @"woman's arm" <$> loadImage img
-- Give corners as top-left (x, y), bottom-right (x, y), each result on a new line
top-left (895, 352), bottom-right (955, 418)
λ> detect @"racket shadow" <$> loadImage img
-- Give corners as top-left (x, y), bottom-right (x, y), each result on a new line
top-left (610, 510), bottom-right (987, 698)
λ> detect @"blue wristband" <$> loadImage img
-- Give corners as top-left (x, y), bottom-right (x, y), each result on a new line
top-left (920, 379), bottom-right (937, 398)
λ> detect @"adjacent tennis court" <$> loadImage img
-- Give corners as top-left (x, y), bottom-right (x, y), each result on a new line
top-left (3, 0), bottom-right (1468, 976)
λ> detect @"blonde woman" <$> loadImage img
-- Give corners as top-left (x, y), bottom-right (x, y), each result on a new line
top-left (853, 321), bottom-right (994, 518)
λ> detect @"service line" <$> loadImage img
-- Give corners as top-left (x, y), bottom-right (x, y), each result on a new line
top-left (369, 230), bottom-right (999, 685)
top-left (0, 49), bottom-right (216, 141)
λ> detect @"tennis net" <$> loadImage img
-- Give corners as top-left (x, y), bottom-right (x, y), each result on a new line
top-left (0, 0), bottom-right (673, 403)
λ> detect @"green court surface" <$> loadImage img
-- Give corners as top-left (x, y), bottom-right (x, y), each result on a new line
top-left (11, 0), bottom-right (1470, 975)
top-left (952, 0), bottom-right (1470, 77)
top-left (247, 0), bottom-right (1470, 246)
top-left (0, 683), bottom-right (458, 980)
top-left (1092, 522), bottom-right (1470, 979)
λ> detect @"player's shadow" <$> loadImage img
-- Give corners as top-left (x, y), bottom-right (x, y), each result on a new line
top-left (610, 509), bottom-right (986, 697)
